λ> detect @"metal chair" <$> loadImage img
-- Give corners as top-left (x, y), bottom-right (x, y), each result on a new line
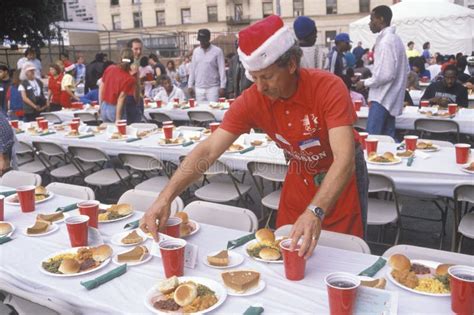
top-left (187, 111), bottom-right (216, 127)
top-left (0, 170), bottom-right (42, 188)
top-left (453, 184), bottom-right (474, 252)
top-left (40, 112), bottom-right (62, 124)
top-left (15, 141), bottom-right (35, 166)
top-left (16, 142), bottom-right (50, 175)
top-left (383, 244), bottom-right (474, 266)
top-left (148, 112), bottom-right (173, 126)
top-left (414, 118), bottom-right (460, 143)
top-left (45, 182), bottom-right (95, 200)
top-left (73, 112), bottom-right (101, 126)
top-left (118, 189), bottom-right (184, 216)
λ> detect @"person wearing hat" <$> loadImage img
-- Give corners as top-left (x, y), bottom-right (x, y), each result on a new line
top-left (293, 16), bottom-right (323, 69)
top-left (18, 62), bottom-right (47, 121)
top-left (188, 29), bottom-right (226, 102)
top-left (142, 15), bottom-right (366, 259)
top-left (60, 63), bottom-right (80, 109)
top-left (327, 32), bottom-right (352, 79)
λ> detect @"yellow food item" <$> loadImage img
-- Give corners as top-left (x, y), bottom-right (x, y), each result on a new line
top-left (48, 253), bottom-right (76, 263)
top-left (98, 213), bottom-right (109, 221)
top-left (414, 278), bottom-right (450, 294)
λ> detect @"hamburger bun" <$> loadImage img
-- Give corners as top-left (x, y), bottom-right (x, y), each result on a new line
top-left (382, 152), bottom-right (395, 160)
top-left (259, 247), bottom-right (280, 261)
top-left (91, 244), bottom-right (113, 262)
top-left (175, 212), bottom-right (189, 224)
top-left (255, 228), bottom-right (275, 243)
top-left (0, 222), bottom-right (12, 236)
top-left (173, 283), bottom-right (198, 307)
top-left (158, 276), bottom-right (179, 294)
top-left (58, 258), bottom-right (81, 274)
top-left (436, 264), bottom-right (453, 276)
top-left (389, 254), bottom-right (411, 271)
top-left (35, 186), bottom-right (48, 195)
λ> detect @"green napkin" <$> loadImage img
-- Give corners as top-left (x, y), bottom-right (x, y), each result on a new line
top-left (227, 233), bottom-right (255, 250)
top-left (244, 306), bottom-right (264, 315)
top-left (0, 236), bottom-right (13, 245)
top-left (39, 131), bottom-right (56, 136)
top-left (240, 146), bottom-right (255, 154)
top-left (126, 137), bottom-right (141, 143)
top-left (16, 131), bottom-right (25, 134)
top-left (0, 190), bottom-right (17, 197)
top-left (407, 156), bottom-right (415, 167)
top-left (78, 134), bottom-right (95, 139)
top-left (358, 257), bottom-right (387, 277)
top-left (56, 203), bottom-right (78, 212)
top-left (124, 219), bottom-right (139, 229)
top-left (80, 264), bottom-right (127, 290)
top-left (182, 141), bottom-right (194, 147)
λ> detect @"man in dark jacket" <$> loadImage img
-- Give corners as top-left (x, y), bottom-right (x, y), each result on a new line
top-left (85, 53), bottom-right (106, 93)
top-left (0, 64), bottom-right (11, 114)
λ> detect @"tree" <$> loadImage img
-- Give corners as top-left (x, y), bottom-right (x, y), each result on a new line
top-left (0, 0), bottom-right (63, 48)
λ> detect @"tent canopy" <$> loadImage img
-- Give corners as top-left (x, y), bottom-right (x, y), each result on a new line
top-left (349, 0), bottom-right (474, 55)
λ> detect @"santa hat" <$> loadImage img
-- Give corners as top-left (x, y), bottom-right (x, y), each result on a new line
top-left (238, 15), bottom-right (296, 73)
top-left (64, 63), bottom-right (75, 72)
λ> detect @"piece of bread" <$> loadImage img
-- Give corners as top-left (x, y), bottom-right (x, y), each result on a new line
top-left (0, 222), bottom-right (12, 235)
top-left (255, 228), bottom-right (275, 243)
top-left (259, 247), bottom-right (280, 261)
top-left (436, 264), bottom-right (453, 276)
top-left (158, 276), bottom-right (179, 295)
top-left (173, 283), bottom-right (198, 307)
top-left (35, 186), bottom-right (48, 195)
top-left (26, 219), bottom-right (50, 235)
top-left (221, 270), bottom-right (260, 293)
top-left (175, 212), bottom-right (189, 224)
top-left (207, 250), bottom-right (229, 266)
top-left (382, 152), bottom-right (395, 161)
top-left (121, 230), bottom-right (143, 244)
top-left (58, 258), bottom-right (81, 274)
top-left (250, 140), bottom-right (263, 146)
top-left (91, 244), bottom-right (113, 262)
top-left (109, 204), bottom-right (132, 216)
top-left (37, 212), bottom-right (64, 223)
top-left (361, 278), bottom-right (387, 289)
top-left (117, 245), bottom-right (148, 263)
top-left (389, 254), bottom-right (411, 271)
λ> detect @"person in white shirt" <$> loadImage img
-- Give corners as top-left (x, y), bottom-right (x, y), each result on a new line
top-left (17, 48), bottom-right (42, 79)
top-left (356, 5), bottom-right (408, 139)
top-left (293, 16), bottom-right (323, 69)
top-left (153, 75), bottom-right (185, 103)
top-left (427, 54), bottom-right (444, 81)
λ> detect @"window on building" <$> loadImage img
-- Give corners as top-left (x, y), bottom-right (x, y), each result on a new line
top-left (181, 8), bottom-right (191, 24)
top-left (112, 14), bottom-right (121, 30)
top-left (293, 0), bottom-right (304, 16)
top-left (110, 0), bottom-right (119, 6)
top-left (234, 4), bottom-right (243, 21)
top-left (207, 6), bottom-right (218, 22)
top-left (156, 10), bottom-right (165, 26)
top-left (132, 0), bottom-right (141, 4)
top-left (326, 0), bottom-right (337, 14)
top-left (325, 30), bottom-right (337, 48)
top-left (133, 11), bottom-right (142, 28)
top-left (359, 0), bottom-right (370, 13)
top-left (262, 2), bottom-right (273, 17)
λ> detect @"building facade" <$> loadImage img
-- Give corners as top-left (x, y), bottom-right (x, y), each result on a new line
top-left (63, 0), bottom-right (97, 23)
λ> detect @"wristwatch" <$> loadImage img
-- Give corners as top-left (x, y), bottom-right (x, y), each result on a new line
top-left (306, 205), bottom-right (325, 222)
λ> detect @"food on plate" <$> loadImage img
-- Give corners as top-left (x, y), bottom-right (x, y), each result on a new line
top-left (98, 204), bottom-right (133, 222)
top-left (53, 124), bottom-right (65, 131)
top-left (137, 129), bottom-right (156, 138)
top-left (110, 132), bottom-right (125, 140)
top-left (117, 245), bottom-right (149, 263)
top-left (207, 250), bottom-right (229, 267)
top-left (416, 141), bottom-right (434, 150)
top-left (246, 228), bottom-right (282, 261)
top-left (360, 278), bottom-right (387, 289)
top-left (389, 254), bottom-right (411, 271)
top-left (221, 270), bottom-right (260, 293)
top-left (159, 138), bottom-right (184, 145)
top-left (189, 134), bottom-right (201, 141)
top-left (58, 258), bottom-right (81, 274)
top-left (250, 140), bottom-right (263, 146)
top-left (228, 144), bottom-right (244, 152)
top-left (265, 135), bottom-right (272, 142)
top-left (414, 278), bottom-right (450, 294)
top-left (35, 186), bottom-right (48, 195)
top-left (411, 263), bottom-right (431, 275)
top-left (174, 283), bottom-right (198, 307)
top-left (396, 150), bottom-right (414, 158)
top-left (37, 212), bottom-right (64, 223)
top-left (433, 264), bottom-right (453, 291)
top-left (202, 129), bottom-right (211, 135)
top-left (368, 152), bottom-right (398, 163)
top-left (0, 222), bottom-right (12, 235)
top-left (26, 219), bottom-right (51, 235)
top-left (91, 244), bottom-right (113, 262)
top-left (175, 211), bottom-right (195, 237)
top-left (158, 276), bottom-right (179, 294)
top-left (391, 269), bottom-right (419, 289)
top-left (464, 162), bottom-right (474, 171)
top-left (121, 230), bottom-right (143, 244)
top-left (67, 130), bottom-right (80, 137)
top-left (258, 247), bottom-right (281, 261)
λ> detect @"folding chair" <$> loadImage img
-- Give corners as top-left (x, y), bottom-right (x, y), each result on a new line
top-left (40, 112), bottom-right (62, 124)
top-left (0, 170), bottom-right (42, 188)
top-left (74, 112), bottom-right (102, 126)
top-left (187, 111), bottom-right (216, 127)
top-left (16, 142), bottom-right (49, 175)
top-left (383, 244), bottom-right (474, 266)
top-left (45, 182), bottom-right (95, 200)
top-left (414, 118), bottom-right (460, 143)
top-left (453, 184), bottom-right (474, 252)
top-left (118, 189), bottom-right (183, 215)
top-left (15, 141), bottom-right (35, 166)
top-left (129, 123), bottom-right (158, 131)
top-left (148, 112), bottom-right (173, 126)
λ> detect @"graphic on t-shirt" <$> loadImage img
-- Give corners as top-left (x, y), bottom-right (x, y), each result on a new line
top-left (434, 92), bottom-right (456, 102)
top-left (301, 114), bottom-right (319, 135)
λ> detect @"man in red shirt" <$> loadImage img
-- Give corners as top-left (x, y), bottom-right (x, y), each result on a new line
top-left (142, 15), bottom-right (365, 258)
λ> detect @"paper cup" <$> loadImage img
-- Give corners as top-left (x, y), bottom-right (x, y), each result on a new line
top-left (358, 132), bottom-right (368, 150)
top-left (448, 265), bottom-right (474, 315)
top-left (353, 100), bottom-right (362, 112)
top-left (420, 100), bottom-right (430, 107)
top-left (10, 120), bottom-right (19, 129)
top-left (164, 217), bottom-right (182, 238)
top-left (16, 185), bottom-right (35, 213)
top-left (144, 98), bottom-right (150, 106)
top-left (404, 135), bottom-right (418, 151)
top-left (365, 138), bottom-right (378, 155)
top-left (210, 122), bottom-right (220, 133)
top-left (188, 98), bottom-right (195, 107)
top-left (156, 100), bottom-right (162, 108)
top-left (65, 215), bottom-right (89, 247)
top-left (448, 103), bottom-right (458, 115)
top-left (0, 195), bottom-right (4, 221)
top-left (455, 144), bottom-right (471, 164)
top-left (218, 97), bottom-right (226, 103)
top-left (35, 117), bottom-right (45, 123)
top-left (325, 272), bottom-right (361, 315)
top-left (159, 238), bottom-right (186, 278)
top-left (280, 239), bottom-right (306, 281)
top-left (162, 121), bottom-right (173, 126)
top-left (116, 123), bottom-right (127, 135)
top-left (70, 121), bottom-right (80, 132)
top-left (39, 119), bottom-right (49, 131)
top-left (78, 200), bottom-right (100, 228)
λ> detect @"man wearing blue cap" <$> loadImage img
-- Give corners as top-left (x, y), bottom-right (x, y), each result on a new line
top-left (293, 16), bottom-right (322, 69)
top-left (328, 33), bottom-right (352, 79)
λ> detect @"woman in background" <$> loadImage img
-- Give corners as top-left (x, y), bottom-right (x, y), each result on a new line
top-left (166, 60), bottom-right (179, 86)
top-left (47, 64), bottom-right (63, 111)
top-left (60, 64), bottom-right (79, 108)
top-left (19, 63), bottom-right (47, 122)
top-left (6, 70), bottom-right (24, 120)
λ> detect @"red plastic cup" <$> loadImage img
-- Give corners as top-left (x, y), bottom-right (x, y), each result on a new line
top-left (173, 98), bottom-right (180, 103)
top-left (72, 117), bottom-right (81, 123)
top-left (279, 239), bottom-right (306, 281)
top-left (162, 121), bottom-right (173, 126)
top-left (325, 272), bottom-right (361, 315)
top-left (404, 135), bottom-right (418, 151)
top-left (159, 238), bottom-right (186, 278)
top-left (189, 98), bottom-right (195, 107)
top-left (209, 122), bottom-right (220, 133)
top-left (353, 100), bottom-right (362, 112)
top-left (0, 195), bottom-right (4, 221)
top-left (358, 132), bottom-right (368, 150)
top-left (163, 125), bottom-right (174, 139)
top-left (117, 119), bottom-right (127, 124)
top-left (70, 121), bottom-right (80, 132)
top-left (35, 117), bottom-right (45, 123)
top-left (164, 217), bottom-right (182, 238)
top-left (65, 215), bottom-right (89, 247)
top-left (77, 200), bottom-right (100, 228)
top-left (218, 97), bottom-right (225, 103)
top-left (228, 98), bottom-right (235, 106)
top-left (448, 265), bottom-right (474, 315)
top-left (365, 138), bottom-right (378, 155)
top-left (16, 185), bottom-right (35, 213)
top-left (448, 103), bottom-right (458, 115)
top-left (38, 119), bottom-right (49, 131)
top-left (116, 123), bottom-right (127, 135)
top-left (156, 100), bottom-right (162, 108)
top-left (144, 98), bottom-right (150, 106)
top-left (10, 120), bottom-right (19, 129)
top-left (420, 100), bottom-right (430, 107)
top-left (455, 144), bottom-right (471, 164)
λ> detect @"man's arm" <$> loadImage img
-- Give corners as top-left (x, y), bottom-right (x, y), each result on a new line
top-left (289, 125), bottom-right (356, 259)
top-left (115, 91), bottom-right (127, 122)
top-left (142, 129), bottom-right (239, 241)
top-left (217, 49), bottom-right (227, 90)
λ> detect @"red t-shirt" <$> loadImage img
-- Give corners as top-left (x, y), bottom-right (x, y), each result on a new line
top-left (48, 73), bottom-right (63, 104)
top-left (101, 65), bottom-right (136, 105)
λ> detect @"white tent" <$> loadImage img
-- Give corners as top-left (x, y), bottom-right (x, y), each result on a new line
top-left (349, 0), bottom-right (474, 55)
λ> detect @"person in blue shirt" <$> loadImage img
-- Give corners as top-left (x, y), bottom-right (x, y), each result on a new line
top-left (75, 55), bottom-right (86, 83)
top-left (7, 70), bottom-right (24, 120)
top-left (412, 56), bottom-right (430, 80)
top-left (80, 89), bottom-right (99, 104)
top-left (422, 42), bottom-right (431, 61)
top-left (352, 41), bottom-right (365, 61)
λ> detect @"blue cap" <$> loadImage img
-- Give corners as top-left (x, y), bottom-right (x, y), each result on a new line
top-left (293, 16), bottom-right (316, 40)
top-left (335, 33), bottom-right (352, 43)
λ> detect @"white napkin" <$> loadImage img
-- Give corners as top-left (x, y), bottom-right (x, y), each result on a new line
top-left (414, 150), bottom-right (430, 159)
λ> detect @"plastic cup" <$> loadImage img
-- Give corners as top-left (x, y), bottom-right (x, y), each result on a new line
top-left (325, 272), bottom-right (361, 315)
top-left (358, 132), bottom-right (368, 150)
top-left (173, 98), bottom-right (179, 103)
top-left (404, 135), bottom-right (418, 151)
top-left (279, 239), bottom-right (306, 281)
top-left (10, 120), bottom-right (19, 129)
top-left (16, 185), bottom-right (35, 213)
top-left (65, 215), bottom-right (89, 247)
top-left (39, 119), bottom-right (49, 131)
top-left (0, 195), bottom-right (4, 221)
top-left (163, 125), bottom-right (174, 139)
top-left (455, 144), bottom-right (471, 164)
top-left (448, 103), bottom-right (458, 115)
top-left (116, 123), bottom-right (127, 135)
top-left (159, 238), bottom-right (186, 278)
top-left (72, 117), bottom-right (81, 123)
top-left (162, 121), bottom-right (173, 126)
top-left (164, 217), bottom-right (182, 238)
top-left (218, 97), bottom-right (225, 103)
top-left (77, 200), bottom-right (100, 228)
top-left (210, 122), bottom-right (220, 133)
top-left (189, 98), bottom-right (195, 107)
top-left (365, 138), bottom-right (378, 155)
top-left (420, 100), bottom-right (430, 107)
top-left (353, 100), bottom-right (362, 112)
top-left (448, 265), bottom-right (474, 315)
top-left (144, 98), bottom-right (150, 106)
top-left (35, 117), bottom-right (45, 123)
top-left (117, 119), bottom-right (127, 124)
top-left (156, 100), bottom-right (162, 108)
top-left (70, 121), bottom-right (80, 131)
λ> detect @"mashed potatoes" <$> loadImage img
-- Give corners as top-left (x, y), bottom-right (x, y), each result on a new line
top-left (414, 278), bottom-right (450, 294)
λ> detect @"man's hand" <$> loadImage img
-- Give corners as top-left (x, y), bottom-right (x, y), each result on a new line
top-left (355, 81), bottom-right (365, 91)
top-left (219, 88), bottom-right (226, 97)
top-left (140, 198), bottom-right (171, 242)
top-left (289, 210), bottom-right (322, 259)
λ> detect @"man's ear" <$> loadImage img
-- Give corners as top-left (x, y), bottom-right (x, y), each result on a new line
top-left (288, 56), bottom-right (298, 75)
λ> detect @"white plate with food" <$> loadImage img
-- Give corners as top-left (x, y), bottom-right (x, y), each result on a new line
top-left (158, 137), bottom-right (186, 146)
top-left (395, 150), bottom-right (414, 159)
top-left (98, 204), bottom-right (135, 223)
top-left (460, 162), bottom-right (474, 174)
top-left (226, 279), bottom-right (265, 297)
top-left (225, 143), bottom-right (249, 154)
top-left (203, 250), bottom-right (244, 269)
top-left (0, 221), bottom-right (15, 238)
top-left (65, 131), bottom-right (93, 138)
top-left (366, 152), bottom-right (402, 165)
top-left (36, 212), bottom-right (70, 224)
top-left (416, 143), bottom-right (440, 152)
top-left (111, 229), bottom-right (147, 246)
top-left (244, 239), bottom-right (283, 264)
top-left (221, 270), bottom-right (263, 297)
top-left (108, 133), bottom-right (131, 141)
top-left (180, 220), bottom-right (200, 238)
top-left (23, 222), bottom-right (59, 237)
top-left (39, 245), bottom-right (112, 277)
top-left (144, 276), bottom-right (227, 314)
top-left (5, 191), bottom-right (55, 206)
top-left (112, 245), bottom-right (152, 266)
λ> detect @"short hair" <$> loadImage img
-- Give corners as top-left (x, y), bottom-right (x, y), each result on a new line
top-left (444, 64), bottom-right (458, 75)
top-left (355, 59), bottom-right (364, 68)
top-left (139, 56), bottom-right (149, 67)
top-left (422, 42), bottom-right (430, 50)
top-left (127, 38), bottom-right (143, 48)
top-left (436, 54), bottom-right (444, 64)
top-left (275, 43), bottom-right (302, 68)
top-left (49, 63), bottom-right (61, 74)
top-left (149, 53), bottom-right (159, 63)
top-left (412, 57), bottom-right (426, 72)
top-left (159, 74), bottom-right (171, 83)
top-left (24, 48), bottom-right (35, 57)
top-left (372, 5), bottom-right (392, 26)
top-left (407, 41), bottom-right (414, 47)
top-left (0, 64), bottom-right (8, 72)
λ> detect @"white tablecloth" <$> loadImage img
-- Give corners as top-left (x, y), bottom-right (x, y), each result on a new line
top-left (0, 188), bottom-right (460, 314)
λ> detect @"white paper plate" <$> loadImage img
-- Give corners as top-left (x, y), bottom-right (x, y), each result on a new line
top-left (181, 220), bottom-right (200, 238)
top-left (37, 212), bottom-right (70, 224)
top-left (0, 221), bottom-right (15, 238)
top-left (225, 144), bottom-right (250, 154)
top-left (64, 132), bottom-right (93, 138)
top-left (144, 276), bottom-right (227, 314)
top-left (387, 259), bottom-right (450, 297)
top-left (395, 152), bottom-right (414, 159)
top-left (111, 229), bottom-right (147, 246)
top-left (460, 163), bottom-right (474, 174)
top-left (98, 206), bottom-right (135, 224)
top-left (243, 239), bottom-right (283, 264)
top-left (107, 135), bottom-right (131, 141)
top-left (157, 137), bottom-right (186, 146)
top-left (203, 250), bottom-right (244, 269)
top-left (112, 248), bottom-right (152, 266)
top-left (416, 144), bottom-right (440, 152)
top-left (225, 279), bottom-right (266, 297)
top-left (23, 223), bottom-right (59, 237)
top-left (5, 192), bottom-right (55, 206)
top-left (39, 247), bottom-right (111, 277)
top-left (366, 157), bottom-right (402, 165)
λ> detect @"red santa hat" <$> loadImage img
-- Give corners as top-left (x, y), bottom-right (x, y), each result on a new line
top-left (238, 15), bottom-right (296, 73)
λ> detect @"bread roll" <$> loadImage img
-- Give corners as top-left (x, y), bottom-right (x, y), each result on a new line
top-left (173, 283), bottom-right (198, 307)
top-left (175, 212), bottom-right (189, 224)
top-left (91, 244), bottom-right (112, 262)
top-left (58, 258), bottom-right (81, 274)
top-left (436, 264), bottom-right (453, 276)
top-left (389, 254), bottom-right (411, 271)
top-left (259, 247), bottom-right (280, 260)
top-left (35, 186), bottom-right (48, 195)
top-left (0, 222), bottom-right (12, 235)
top-left (255, 228), bottom-right (275, 243)
top-left (158, 276), bottom-right (179, 294)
